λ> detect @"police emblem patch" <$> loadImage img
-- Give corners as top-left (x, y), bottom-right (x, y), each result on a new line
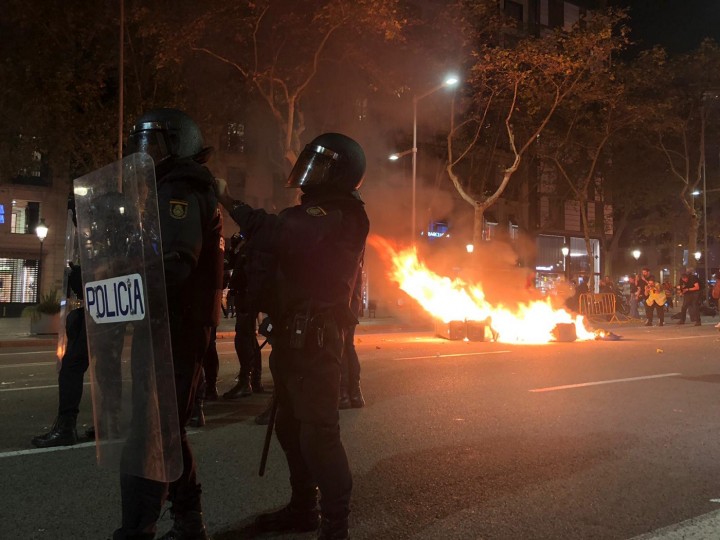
top-left (170, 200), bottom-right (188, 219)
top-left (306, 206), bottom-right (327, 217)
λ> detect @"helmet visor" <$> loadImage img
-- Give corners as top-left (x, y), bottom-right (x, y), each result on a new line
top-left (127, 122), bottom-right (170, 163)
top-left (285, 144), bottom-right (340, 188)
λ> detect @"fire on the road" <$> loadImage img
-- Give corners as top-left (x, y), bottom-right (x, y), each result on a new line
top-left (369, 235), bottom-right (596, 344)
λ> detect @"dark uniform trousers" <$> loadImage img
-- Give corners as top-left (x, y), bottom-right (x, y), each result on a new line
top-left (198, 326), bottom-right (219, 397)
top-left (117, 317), bottom-right (212, 539)
top-left (270, 316), bottom-right (352, 520)
top-left (679, 291), bottom-right (700, 323)
top-left (234, 308), bottom-right (262, 383)
top-left (57, 308), bottom-right (89, 420)
top-left (340, 324), bottom-right (360, 395)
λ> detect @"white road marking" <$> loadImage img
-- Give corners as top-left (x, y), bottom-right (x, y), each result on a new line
top-left (0, 441), bottom-right (97, 457)
top-left (0, 431), bottom-right (202, 459)
top-left (0, 362), bottom-right (55, 369)
top-left (0, 350), bottom-right (53, 357)
top-left (530, 373), bottom-right (681, 393)
top-left (396, 351), bottom-right (511, 360)
top-left (0, 382), bottom-right (91, 393)
top-left (655, 335), bottom-right (719, 341)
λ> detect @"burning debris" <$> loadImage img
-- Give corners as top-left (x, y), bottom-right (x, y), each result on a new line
top-left (594, 330), bottom-right (622, 341)
top-left (370, 235), bottom-right (607, 344)
top-left (434, 318), bottom-right (496, 342)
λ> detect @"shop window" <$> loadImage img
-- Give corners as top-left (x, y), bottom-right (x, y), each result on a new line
top-left (0, 258), bottom-right (38, 302)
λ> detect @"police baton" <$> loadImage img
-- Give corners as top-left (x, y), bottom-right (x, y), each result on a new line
top-left (258, 392), bottom-right (278, 477)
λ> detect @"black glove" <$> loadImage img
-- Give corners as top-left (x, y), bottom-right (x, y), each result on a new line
top-left (258, 316), bottom-right (273, 338)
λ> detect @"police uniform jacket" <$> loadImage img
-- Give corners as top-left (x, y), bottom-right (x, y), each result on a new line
top-left (158, 159), bottom-right (223, 326)
top-left (228, 190), bottom-right (369, 327)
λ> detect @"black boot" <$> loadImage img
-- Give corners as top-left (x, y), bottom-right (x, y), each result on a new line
top-left (318, 517), bottom-right (349, 540)
top-left (255, 504), bottom-right (320, 533)
top-left (31, 415), bottom-right (78, 448)
top-left (223, 376), bottom-right (253, 399)
top-left (338, 388), bottom-right (352, 410)
top-left (157, 510), bottom-right (209, 540)
top-left (190, 401), bottom-right (205, 428)
top-left (349, 385), bottom-right (365, 409)
top-left (251, 376), bottom-right (265, 394)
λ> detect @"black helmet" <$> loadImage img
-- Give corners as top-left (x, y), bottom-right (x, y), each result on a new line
top-left (286, 133), bottom-right (366, 193)
top-left (127, 108), bottom-right (212, 166)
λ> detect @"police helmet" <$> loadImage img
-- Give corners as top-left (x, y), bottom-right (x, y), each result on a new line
top-left (127, 108), bottom-right (212, 166)
top-left (286, 133), bottom-right (366, 193)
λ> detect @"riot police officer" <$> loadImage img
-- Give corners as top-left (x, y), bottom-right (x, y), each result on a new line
top-left (113, 108), bottom-right (223, 540)
top-left (31, 263), bottom-right (87, 447)
top-left (222, 232), bottom-right (265, 399)
top-left (215, 132), bottom-right (368, 540)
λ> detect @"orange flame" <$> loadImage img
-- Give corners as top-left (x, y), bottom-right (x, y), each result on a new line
top-left (369, 235), bottom-right (595, 344)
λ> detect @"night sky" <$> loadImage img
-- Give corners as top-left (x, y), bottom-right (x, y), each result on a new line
top-left (617, 0), bottom-right (720, 53)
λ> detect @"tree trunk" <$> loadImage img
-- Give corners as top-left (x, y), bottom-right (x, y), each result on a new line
top-left (473, 204), bottom-right (485, 246)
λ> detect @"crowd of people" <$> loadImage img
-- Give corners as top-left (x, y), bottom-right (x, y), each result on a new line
top-left (563, 266), bottom-right (713, 328)
top-left (30, 109), bottom-right (367, 540)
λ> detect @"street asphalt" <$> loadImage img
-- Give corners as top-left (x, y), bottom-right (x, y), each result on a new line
top-left (0, 306), bottom-right (720, 540)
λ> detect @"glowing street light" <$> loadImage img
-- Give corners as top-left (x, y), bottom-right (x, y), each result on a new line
top-left (389, 149), bottom-right (413, 161)
top-left (561, 245), bottom-right (570, 279)
top-left (35, 218), bottom-right (49, 301)
top-left (411, 74), bottom-right (460, 244)
top-left (694, 251), bottom-right (702, 262)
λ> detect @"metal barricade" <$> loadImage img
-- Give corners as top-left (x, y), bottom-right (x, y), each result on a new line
top-left (578, 292), bottom-right (618, 322)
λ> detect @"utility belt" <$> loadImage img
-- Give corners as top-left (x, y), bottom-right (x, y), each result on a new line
top-left (284, 310), bottom-right (338, 350)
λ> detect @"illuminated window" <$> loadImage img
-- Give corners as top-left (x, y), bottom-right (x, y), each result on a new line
top-left (354, 98), bottom-right (368, 122)
top-left (0, 204), bottom-right (4, 224)
top-left (483, 214), bottom-right (498, 241)
top-left (225, 123), bottom-right (245, 153)
top-left (10, 200), bottom-right (40, 234)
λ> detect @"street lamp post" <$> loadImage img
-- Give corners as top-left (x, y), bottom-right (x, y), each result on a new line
top-left (35, 218), bottom-right (48, 301)
top-left (561, 245), bottom-right (570, 280)
top-left (411, 74), bottom-right (459, 244)
top-left (632, 249), bottom-right (641, 275)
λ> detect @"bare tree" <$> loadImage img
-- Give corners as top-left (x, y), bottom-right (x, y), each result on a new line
top-left (446, 7), bottom-right (629, 247)
top-left (161, 0), bottom-right (406, 169)
top-left (636, 42), bottom-right (720, 256)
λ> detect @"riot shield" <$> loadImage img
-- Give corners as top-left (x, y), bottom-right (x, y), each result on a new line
top-left (73, 153), bottom-right (181, 482)
top-left (56, 209), bottom-right (81, 364)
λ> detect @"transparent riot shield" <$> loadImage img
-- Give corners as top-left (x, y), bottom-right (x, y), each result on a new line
top-left (56, 209), bottom-right (80, 364)
top-left (73, 153), bottom-right (181, 482)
